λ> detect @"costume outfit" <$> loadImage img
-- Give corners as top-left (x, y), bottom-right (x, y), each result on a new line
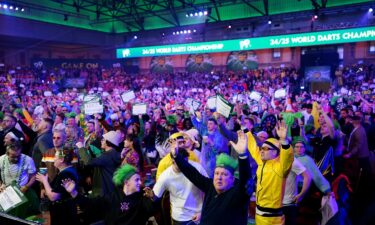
top-left (174, 152), bottom-right (251, 225)
top-left (247, 132), bottom-right (294, 225)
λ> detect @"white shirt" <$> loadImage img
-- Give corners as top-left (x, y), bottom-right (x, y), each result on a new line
top-left (153, 160), bottom-right (207, 221)
top-left (283, 157), bottom-right (306, 205)
top-left (0, 154), bottom-right (36, 187)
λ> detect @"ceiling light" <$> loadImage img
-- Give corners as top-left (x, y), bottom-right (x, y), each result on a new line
top-left (133, 35), bottom-right (138, 39)
top-left (268, 20), bottom-right (272, 24)
top-left (369, 8), bottom-right (373, 13)
top-left (3, 4), bottom-right (8, 9)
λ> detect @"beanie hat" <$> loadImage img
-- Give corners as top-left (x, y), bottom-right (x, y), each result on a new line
top-left (103, 131), bottom-right (122, 147)
top-left (184, 129), bottom-right (200, 148)
top-left (169, 132), bottom-right (184, 141)
top-left (262, 138), bottom-right (280, 152)
top-left (113, 164), bottom-right (137, 186)
top-left (216, 153), bottom-right (238, 174)
top-left (292, 136), bottom-right (306, 147)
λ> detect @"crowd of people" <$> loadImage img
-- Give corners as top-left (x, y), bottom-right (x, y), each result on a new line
top-left (0, 63), bottom-right (374, 225)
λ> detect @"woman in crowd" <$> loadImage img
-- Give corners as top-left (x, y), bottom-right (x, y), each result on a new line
top-left (36, 147), bottom-right (79, 225)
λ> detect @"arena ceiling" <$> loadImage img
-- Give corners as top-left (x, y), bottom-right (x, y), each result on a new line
top-left (0, 0), bottom-right (373, 33)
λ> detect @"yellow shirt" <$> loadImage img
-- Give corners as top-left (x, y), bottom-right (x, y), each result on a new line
top-left (247, 132), bottom-right (294, 210)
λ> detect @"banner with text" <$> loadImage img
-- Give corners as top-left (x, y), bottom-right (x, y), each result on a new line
top-left (117, 26), bottom-right (375, 58)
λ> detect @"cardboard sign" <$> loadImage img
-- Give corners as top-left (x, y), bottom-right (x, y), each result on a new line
top-left (43, 91), bottom-right (52, 97)
top-left (84, 95), bottom-right (103, 115)
top-left (274, 89), bottom-right (286, 98)
top-left (249, 91), bottom-right (262, 101)
top-left (216, 95), bottom-right (233, 118)
top-left (132, 104), bottom-right (147, 115)
top-left (121, 90), bottom-right (136, 103)
top-left (206, 96), bottom-right (217, 109)
top-left (185, 98), bottom-right (201, 111)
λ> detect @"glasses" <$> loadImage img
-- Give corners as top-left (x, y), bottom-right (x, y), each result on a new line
top-left (53, 137), bottom-right (62, 140)
top-left (294, 145), bottom-right (305, 149)
top-left (260, 146), bottom-right (275, 152)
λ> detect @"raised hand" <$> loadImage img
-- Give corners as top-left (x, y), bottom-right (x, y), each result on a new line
top-left (61, 178), bottom-right (76, 194)
top-left (229, 130), bottom-right (248, 155)
top-left (169, 139), bottom-right (178, 157)
top-left (276, 121), bottom-right (288, 141)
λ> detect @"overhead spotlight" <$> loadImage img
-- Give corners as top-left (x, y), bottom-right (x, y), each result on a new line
top-left (194, 12), bottom-right (198, 16)
top-left (21, 8), bottom-right (24, 12)
top-left (186, 14), bottom-right (189, 17)
top-left (314, 15), bottom-right (318, 19)
top-left (198, 11), bottom-right (203, 16)
top-left (204, 11), bottom-right (208, 15)
top-left (228, 25), bottom-right (232, 29)
top-left (189, 13), bottom-right (193, 17)
top-left (188, 30), bottom-right (191, 33)
top-left (173, 32), bottom-right (175, 35)
top-left (369, 8), bottom-right (373, 13)
top-left (176, 31), bottom-right (179, 34)
top-left (9, 5), bottom-right (13, 10)
top-left (3, 4), bottom-right (8, 9)
top-left (193, 29), bottom-right (196, 33)
top-left (268, 20), bottom-right (272, 24)
top-left (133, 35), bottom-right (138, 39)
top-left (183, 30), bottom-right (187, 34)
top-left (15, 7), bottom-right (19, 10)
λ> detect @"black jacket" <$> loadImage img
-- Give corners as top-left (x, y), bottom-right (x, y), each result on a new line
top-left (174, 152), bottom-right (252, 225)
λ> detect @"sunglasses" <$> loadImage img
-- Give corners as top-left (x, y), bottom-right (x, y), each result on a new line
top-left (260, 146), bottom-right (276, 152)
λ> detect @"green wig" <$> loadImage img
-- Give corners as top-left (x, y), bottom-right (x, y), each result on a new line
top-left (113, 164), bottom-right (137, 186)
top-left (216, 153), bottom-right (238, 174)
top-left (14, 108), bottom-right (24, 117)
top-left (166, 115), bottom-right (177, 126)
top-left (65, 112), bottom-right (77, 118)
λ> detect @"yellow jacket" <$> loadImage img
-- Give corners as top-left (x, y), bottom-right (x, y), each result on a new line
top-left (156, 150), bottom-right (199, 180)
top-left (247, 132), bottom-right (294, 211)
